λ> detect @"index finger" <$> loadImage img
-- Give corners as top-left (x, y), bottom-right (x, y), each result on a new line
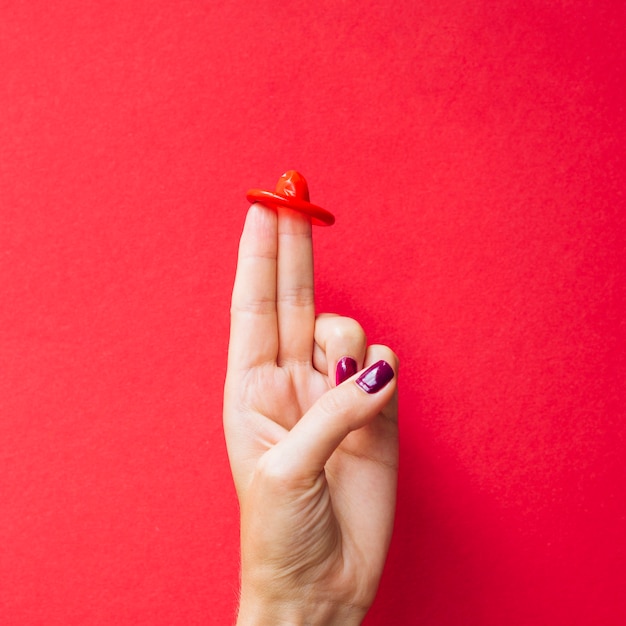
top-left (228, 203), bottom-right (278, 371)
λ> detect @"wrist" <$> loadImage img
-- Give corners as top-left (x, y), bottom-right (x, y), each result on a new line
top-left (236, 590), bottom-right (367, 626)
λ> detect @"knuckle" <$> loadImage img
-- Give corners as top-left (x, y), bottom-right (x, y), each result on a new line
top-left (334, 318), bottom-right (366, 343)
top-left (278, 285), bottom-right (314, 308)
top-left (231, 296), bottom-right (276, 316)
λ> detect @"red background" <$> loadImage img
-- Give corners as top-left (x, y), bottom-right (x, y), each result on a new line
top-left (1, 1), bottom-right (625, 624)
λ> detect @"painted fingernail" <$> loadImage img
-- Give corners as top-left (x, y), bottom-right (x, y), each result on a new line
top-left (355, 360), bottom-right (395, 394)
top-left (336, 357), bottom-right (358, 385)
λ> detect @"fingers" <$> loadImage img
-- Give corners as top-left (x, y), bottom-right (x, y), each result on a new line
top-left (263, 345), bottom-right (399, 481)
top-left (313, 314), bottom-right (367, 386)
top-left (276, 207), bottom-right (315, 365)
top-left (229, 204), bottom-right (279, 371)
top-left (229, 202), bottom-right (317, 372)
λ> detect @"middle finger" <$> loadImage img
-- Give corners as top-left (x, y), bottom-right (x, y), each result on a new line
top-left (276, 206), bottom-right (315, 365)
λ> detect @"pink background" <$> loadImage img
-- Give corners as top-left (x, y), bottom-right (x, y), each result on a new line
top-left (1, 1), bottom-right (625, 624)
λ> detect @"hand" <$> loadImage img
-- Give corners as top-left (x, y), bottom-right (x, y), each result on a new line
top-left (224, 202), bottom-right (399, 626)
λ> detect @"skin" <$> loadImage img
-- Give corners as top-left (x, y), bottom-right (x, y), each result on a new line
top-left (223, 203), bottom-right (399, 626)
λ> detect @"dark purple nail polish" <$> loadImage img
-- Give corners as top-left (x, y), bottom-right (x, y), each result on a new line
top-left (355, 360), bottom-right (395, 394)
top-left (336, 356), bottom-right (358, 385)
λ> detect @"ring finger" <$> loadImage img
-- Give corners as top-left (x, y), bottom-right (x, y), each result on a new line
top-left (313, 314), bottom-right (368, 386)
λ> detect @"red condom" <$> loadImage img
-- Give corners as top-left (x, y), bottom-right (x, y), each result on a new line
top-left (246, 170), bottom-right (335, 226)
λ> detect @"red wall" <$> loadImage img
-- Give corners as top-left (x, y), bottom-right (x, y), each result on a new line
top-left (1, 1), bottom-right (624, 624)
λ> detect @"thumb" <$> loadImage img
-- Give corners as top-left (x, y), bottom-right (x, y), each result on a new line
top-left (268, 351), bottom-right (398, 482)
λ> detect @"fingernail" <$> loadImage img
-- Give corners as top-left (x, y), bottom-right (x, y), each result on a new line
top-left (336, 357), bottom-right (358, 385)
top-left (355, 360), bottom-right (395, 394)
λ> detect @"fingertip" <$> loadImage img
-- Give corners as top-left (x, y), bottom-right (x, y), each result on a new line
top-left (244, 202), bottom-right (277, 239)
top-left (335, 356), bottom-right (358, 386)
top-left (354, 359), bottom-right (395, 394)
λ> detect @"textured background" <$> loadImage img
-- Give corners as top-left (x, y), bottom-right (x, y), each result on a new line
top-left (1, 1), bottom-right (625, 624)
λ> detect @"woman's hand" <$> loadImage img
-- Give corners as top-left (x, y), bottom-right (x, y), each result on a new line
top-left (224, 202), bottom-right (398, 626)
